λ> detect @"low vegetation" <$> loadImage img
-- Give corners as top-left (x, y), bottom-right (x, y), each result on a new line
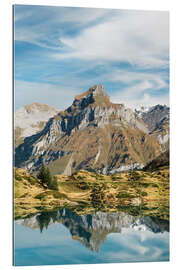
top-left (14, 165), bottom-right (169, 221)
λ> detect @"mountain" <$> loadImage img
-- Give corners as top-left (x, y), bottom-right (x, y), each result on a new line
top-left (15, 102), bottom-right (59, 147)
top-left (144, 150), bottom-right (169, 171)
top-left (135, 104), bottom-right (169, 131)
top-left (134, 106), bottom-right (151, 116)
top-left (15, 85), bottom-right (164, 175)
top-left (150, 114), bottom-right (169, 150)
top-left (136, 105), bottom-right (169, 150)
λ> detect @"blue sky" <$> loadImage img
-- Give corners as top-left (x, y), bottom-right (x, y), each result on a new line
top-left (14, 5), bottom-right (169, 111)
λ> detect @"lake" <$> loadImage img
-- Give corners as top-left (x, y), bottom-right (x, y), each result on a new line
top-left (14, 208), bottom-right (169, 266)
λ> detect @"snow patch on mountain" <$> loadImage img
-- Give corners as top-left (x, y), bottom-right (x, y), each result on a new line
top-left (15, 103), bottom-right (59, 139)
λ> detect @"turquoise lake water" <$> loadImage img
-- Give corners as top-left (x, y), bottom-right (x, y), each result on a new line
top-left (14, 208), bottom-right (169, 266)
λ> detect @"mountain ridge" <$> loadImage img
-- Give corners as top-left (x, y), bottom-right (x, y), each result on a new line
top-left (15, 85), bottom-right (169, 175)
top-left (15, 102), bottom-right (59, 147)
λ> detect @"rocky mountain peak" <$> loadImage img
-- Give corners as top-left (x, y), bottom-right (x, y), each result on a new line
top-left (91, 84), bottom-right (109, 97)
top-left (73, 84), bottom-right (110, 110)
top-left (135, 104), bottom-right (169, 150)
top-left (75, 84), bottom-right (109, 100)
top-left (23, 102), bottom-right (58, 114)
top-left (138, 104), bottom-right (169, 132)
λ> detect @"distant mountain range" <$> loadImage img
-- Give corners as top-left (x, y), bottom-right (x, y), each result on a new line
top-left (14, 85), bottom-right (169, 175)
top-left (136, 105), bottom-right (169, 150)
top-left (15, 102), bottom-right (59, 147)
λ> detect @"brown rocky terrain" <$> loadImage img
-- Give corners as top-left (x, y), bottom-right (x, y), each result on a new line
top-left (15, 85), bottom-right (166, 175)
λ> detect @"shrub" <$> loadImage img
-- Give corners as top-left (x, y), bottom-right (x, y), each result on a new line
top-left (48, 177), bottom-right (59, 191)
top-left (128, 171), bottom-right (140, 181)
top-left (14, 171), bottom-right (22, 181)
top-left (90, 184), bottom-right (105, 209)
top-left (35, 193), bottom-right (45, 200)
top-left (24, 176), bottom-right (36, 185)
top-left (152, 183), bottom-right (159, 188)
top-left (116, 192), bottom-right (135, 198)
top-left (37, 164), bottom-right (58, 191)
top-left (141, 191), bottom-right (148, 196)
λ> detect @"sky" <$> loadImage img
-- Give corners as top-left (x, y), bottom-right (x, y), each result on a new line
top-left (14, 5), bottom-right (169, 111)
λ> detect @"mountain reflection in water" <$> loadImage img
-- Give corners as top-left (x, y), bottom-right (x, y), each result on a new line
top-left (16, 208), bottom-right (169, 253)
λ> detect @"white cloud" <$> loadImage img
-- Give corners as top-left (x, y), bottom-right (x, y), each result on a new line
top-left (14, 6), bottom-right (110, 50)
top-left (55, 10), bottom-right (169, 69)
top-left (53, 7), bottom-right (110, 24)
top-left (110, 86), bottom-right (169, 109)
top-left (110, 69), bottom-right (168, 88)
top-left (14, 80), bottom-right (78, 111)
top-left (108, 69), bottom-right (169, 109)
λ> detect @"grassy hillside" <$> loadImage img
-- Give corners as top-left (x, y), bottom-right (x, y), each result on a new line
top-left (14, 166), bottom-right (169, 221)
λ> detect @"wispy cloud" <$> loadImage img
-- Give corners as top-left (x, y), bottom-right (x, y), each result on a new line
top-left (110, 69), bottom-right (168, 88)
top-left (14, 5), bottom-right (169, 110)
top-left (110, 82), bottom-right (169, 109)
top-left (14, 6), bottom-right (111, 50)
top-left (54, 10), bottom-right (169, 69)
top-left (14, 80), bottom-right (78, 111)
top-left (108, 69), bottom-right (169, 108)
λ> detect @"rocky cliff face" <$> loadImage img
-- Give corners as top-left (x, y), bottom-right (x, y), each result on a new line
top-left (17, 208), bottom-right (169, 252)
top-left (150, 114), bottom-right (169, 150)
top-left (15, 102), bottom-right (59, 147)
top-left (15, 85), bottom-right (165, 175)
top-left (136, 105), bottom-right (169, 150)
top-left (144, 149), bottom-right (169, 171)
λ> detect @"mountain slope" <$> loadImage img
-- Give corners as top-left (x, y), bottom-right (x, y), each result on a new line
top-left (144, 150), bottom-right (169, 171)
top-left (136, 105), bottom-right (169, 131)
top-left (150, 114), bottom-right (169, 150)
top-left (15, 102), bottom-right (59, 147)
top-left (136, 105), bottom-right (169, 150)
top-left (15, 85), bottom-right (163, 175)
